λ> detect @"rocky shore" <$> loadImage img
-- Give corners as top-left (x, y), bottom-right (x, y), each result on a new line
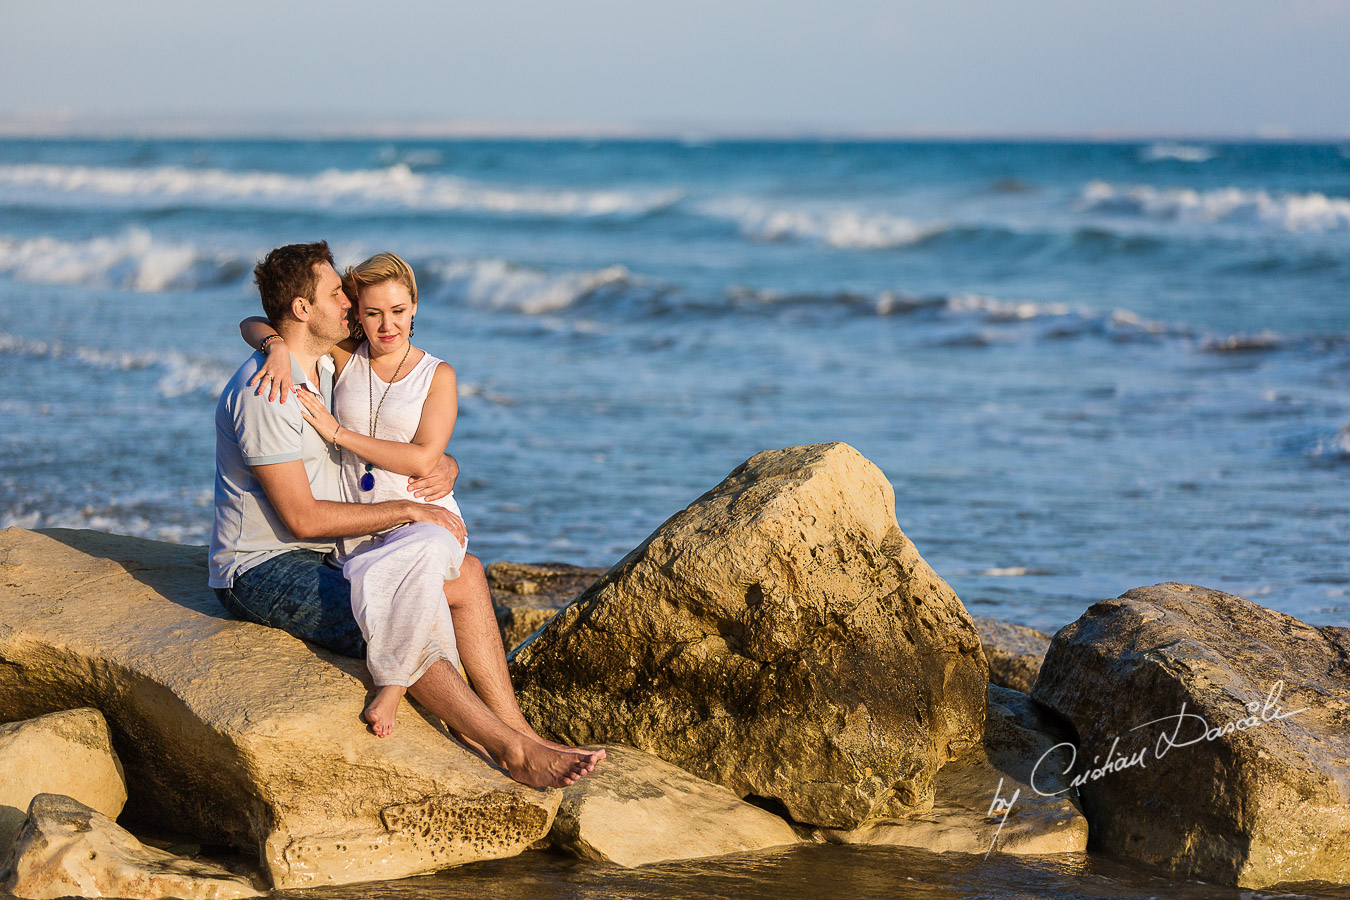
top-left (2, 443), bottom-right (1347, 897)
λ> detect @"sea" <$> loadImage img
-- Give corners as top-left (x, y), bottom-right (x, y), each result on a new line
top-left (0, 137), bottom-right (1347, 898)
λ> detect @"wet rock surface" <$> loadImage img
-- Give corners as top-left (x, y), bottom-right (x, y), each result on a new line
top-left (820, 686), bottom-right (1087, 855)
top-left (0, 527), bottom-right (559, 890)
top-left (549, 745), bottom-right (800, 867)
top-left (510, 443), bottom-right (988, 829)
top-left (1032, 582), bottom-right (1350, 888)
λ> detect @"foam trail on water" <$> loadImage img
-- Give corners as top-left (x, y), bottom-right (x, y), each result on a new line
top-left (1139, 143), bottom-right (1216, 163)
top-left (425, 259), bottom-right (639, 315)
top-left (1078, 181), bottom-right (1350, 232)
top-left (0, 163), bottom-right (682, 218)
top-left (0, 229), bottom-right (245, 291)
top-left (702, 198), bottom-right (944, 249)
top-left (0, 331), bottom-right (235, 398)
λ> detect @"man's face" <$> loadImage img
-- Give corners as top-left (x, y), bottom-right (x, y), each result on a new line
top-left (306, 262), bottom-right (351, 345)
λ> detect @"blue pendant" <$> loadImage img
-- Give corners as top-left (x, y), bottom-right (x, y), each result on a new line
top-left (360, 472), bottom-right (375, 492)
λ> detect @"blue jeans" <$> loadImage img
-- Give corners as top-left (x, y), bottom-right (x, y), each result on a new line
top-left (215, 550), bottom-right (366, 658)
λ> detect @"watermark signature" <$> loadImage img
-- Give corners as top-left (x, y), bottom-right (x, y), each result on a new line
top-left (984, 680), bottom-right (1308, 856)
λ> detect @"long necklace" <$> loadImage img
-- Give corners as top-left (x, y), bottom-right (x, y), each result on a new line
top-left (360, 342), bottom-right (412, 491)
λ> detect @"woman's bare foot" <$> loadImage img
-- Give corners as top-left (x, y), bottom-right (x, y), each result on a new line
top-left (363, 685), bottom-right (406, 738)
top-left (499, 738), bottom-right (604, 789)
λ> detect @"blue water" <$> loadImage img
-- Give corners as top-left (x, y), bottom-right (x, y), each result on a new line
top-left (1, 138), bottom-right (1347, 633)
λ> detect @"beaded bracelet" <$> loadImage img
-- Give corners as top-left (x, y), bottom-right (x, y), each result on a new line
top-left (259, 335), bottom-right (283, 354)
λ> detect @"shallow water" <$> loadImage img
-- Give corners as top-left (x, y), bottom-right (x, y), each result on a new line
top-left (284, 846), bottom-right (1350, 900)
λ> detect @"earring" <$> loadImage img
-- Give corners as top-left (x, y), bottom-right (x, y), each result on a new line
top-left (410, 316), bottom-right (415, 338)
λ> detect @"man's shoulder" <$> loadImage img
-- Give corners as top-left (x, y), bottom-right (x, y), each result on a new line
top-left (217, 354), bottom-right (299, 425)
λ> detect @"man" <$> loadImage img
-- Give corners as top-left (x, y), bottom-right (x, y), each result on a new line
top-left (210, 241), bottom-right (600, 788)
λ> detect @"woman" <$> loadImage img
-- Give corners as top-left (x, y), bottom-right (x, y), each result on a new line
top-left (243, 253), bottom-right (466, 737)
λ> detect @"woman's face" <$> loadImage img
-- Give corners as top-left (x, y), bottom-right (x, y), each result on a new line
top-left (358, 280), bottom-right (416, 357)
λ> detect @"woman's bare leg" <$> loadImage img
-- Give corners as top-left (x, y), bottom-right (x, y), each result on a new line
top-left (408, 659), bottom-right (601, 788)
top-left (443, 555), bottom-right (601, 757)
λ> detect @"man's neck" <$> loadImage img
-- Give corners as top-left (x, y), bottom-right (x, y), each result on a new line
top-left (274, 322), bottom-right (328, 386)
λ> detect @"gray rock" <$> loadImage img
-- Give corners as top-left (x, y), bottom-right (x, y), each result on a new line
top-left (510, 443), bottom-right (988, 829)
top-left (549, 745), bottom-right (800, 867)
top-left (972, 616), bottom-right (1051, 693)
top-left (1032, 582), bottom-right (1350, 888)
top-left (1, 793), bottom-right (261, 900)
top-left (0, 708), bottom-right (127, 855)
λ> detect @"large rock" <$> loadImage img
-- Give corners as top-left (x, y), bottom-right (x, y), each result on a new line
top-left (1032, 583), bottom-right (1350, 888)
top-left (510, 443), bottom-right (988, 829)
top-left (0, 527), bottom-right (559, 889)
top-left (972, 616), bottom-right (1050, 694)
top-left (820, 686), bottom-right (1087, 855)
top-left (0, 708), bottom-right (127, 854)
top-left (548, 745), bottom-right (800, 867)
top-left (1, 793), bottom-right (260, 900)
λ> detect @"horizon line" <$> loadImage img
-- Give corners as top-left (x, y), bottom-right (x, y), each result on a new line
top-left (0, 113), bottom-right (1346, 143)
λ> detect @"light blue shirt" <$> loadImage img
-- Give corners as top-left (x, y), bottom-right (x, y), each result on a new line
top-left (209, 352), bottom-right (340, 588)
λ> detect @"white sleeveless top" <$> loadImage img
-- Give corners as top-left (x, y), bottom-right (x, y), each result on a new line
top-left (332, 343), bottom-right (461, 559)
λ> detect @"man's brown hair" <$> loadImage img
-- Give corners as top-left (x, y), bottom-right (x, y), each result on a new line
top-left (253, 241), bottom-right (336, 327)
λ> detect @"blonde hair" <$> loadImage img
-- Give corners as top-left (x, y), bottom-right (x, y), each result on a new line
top-left (343, 252), bottom-right (418, 306)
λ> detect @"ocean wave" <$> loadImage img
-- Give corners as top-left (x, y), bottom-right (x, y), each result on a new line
top-left (1307, 425), bottom-right (1350, 463)
top-left (423, 259), bottom-right (643, 315)
top-left (703, 199), bottom-right (943, 249)
top-left (0, 331), bottom-right (234, 398)
top-left (0, 162), bottom-right (682, 218)
top-left (1139, 143), bottom-right (1216, 163)
top-left (0, 229), bottom-right (246, 292)
top-left (1077, 181), bottom-right (1350, 232)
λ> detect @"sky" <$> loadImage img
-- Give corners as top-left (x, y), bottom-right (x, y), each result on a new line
top-left (2, 0), bottom-right (1348, 136)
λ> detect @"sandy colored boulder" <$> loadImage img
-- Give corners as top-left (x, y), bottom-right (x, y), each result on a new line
top-left (510, 443), bottom-right (988, 829)
top-left (549, 745), bottom-right (800, 867)
top-left (0, 708), bottom-right (127, 854)
top-left (1, 793), bottom-right (260, 900)
top-left (820, 686), bottom-right (1087, 855)
top-left (1032, 583), bottom-right (1350, 888)
top-left (0, 527), bottom-right (559, 889)
top-left (972, 616), bottom-right (1051, 694)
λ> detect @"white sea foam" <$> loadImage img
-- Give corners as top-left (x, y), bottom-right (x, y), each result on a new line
top-left (0, 162), bottom-right (681, 218)
top-left (0, 229), bottom-right (243, 291)
top-left (1140, 143), bottom-right (1215, 163)
top-left (0, 330), bottom-right (234, 397)
top-left (1078, 181), bottom-right (1350, 232)
top-left (426, 259), bottom-right (636, 315)
top-left (705, 199), bottom-right (941, 249)
top-left (1308, 425), bottom-right (1350, 461)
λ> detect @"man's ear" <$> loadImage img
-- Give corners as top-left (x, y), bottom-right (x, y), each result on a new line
top-left (290, 295), bottom-right (309, 322)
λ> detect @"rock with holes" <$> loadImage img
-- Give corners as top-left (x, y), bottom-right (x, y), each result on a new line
top-left (1032, 583), bottom-right (1350, 888)
top-left (819, 686), bottom-right (1087, 855)
top-left (972, 617), bottom-right (1051, 694)
top-left (0, 527), bottom-right (559, 890)
top-left (510, 443), bottom-right (988, 829)
top-left (1, 793), bottom-right (261, 900)
top-left (548, 745), bottom-right (800, 867)
top-left (0, 708), bottom-right (127, 856)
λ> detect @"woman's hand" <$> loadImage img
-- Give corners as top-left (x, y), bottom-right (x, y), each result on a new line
top-left (293, 387), bottom-right (342, 442)
top-left (247, 341), bottom-right (295, 402)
